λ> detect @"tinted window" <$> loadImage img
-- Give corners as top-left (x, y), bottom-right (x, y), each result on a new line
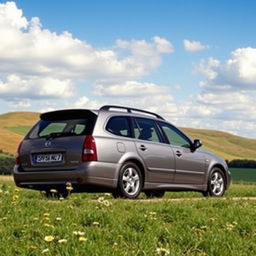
top-left (28, 119), bottom-right (89, 139)
top-left (159, 122), bottom-right (191, 147)
top-left (134, 118), bottom-right (161, 142)
top-left (106, 117), bottom-right (131, 137)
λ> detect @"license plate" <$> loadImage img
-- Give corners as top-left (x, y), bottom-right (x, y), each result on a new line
top-left (34, 153), bottom-right (63, 163)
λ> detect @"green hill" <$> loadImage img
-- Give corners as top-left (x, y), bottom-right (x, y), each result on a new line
top-left (0, 112), bottom-right (255, 160)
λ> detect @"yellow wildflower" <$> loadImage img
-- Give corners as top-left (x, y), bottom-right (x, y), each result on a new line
top-left (56, 217), bottom-right (62, 221)
top-left (92, 221), bottom-right (100, 226)
top-left (12, 194), bottom-right (19, 200)
top-left (43, 213), bottom-right (50, 217)
top-left (29, 245), bottom-right (37, 251)
top-left (79, 237), bottom-right (88, 242)
top-left (50, 189), bottom-right (58, 193)
top-left (44, 236), bottom-right (54, 242)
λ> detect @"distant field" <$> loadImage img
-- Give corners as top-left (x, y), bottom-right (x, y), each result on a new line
top-left (5, 126), bottom-right (32, 136)
top-left (230, 168), bottom-right (256, 183)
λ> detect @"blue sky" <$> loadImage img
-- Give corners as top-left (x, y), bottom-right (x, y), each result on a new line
top-left (0, 0), bottom-right (256, 138)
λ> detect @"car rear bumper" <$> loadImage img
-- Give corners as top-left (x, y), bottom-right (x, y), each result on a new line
top-left (13, 161), bottom-right (120, 190)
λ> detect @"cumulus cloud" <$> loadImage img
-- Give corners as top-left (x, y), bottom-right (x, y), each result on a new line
top-left (0, 74), bottom-right (74, 99)
top-left (188, 47), bottom-right (256, 137)
top-left (183, 39), bottom-right (209, 52)
top-left (94, 81), bottom-right (169, 97)
top-left (0, 1), bottom-right (173, 102)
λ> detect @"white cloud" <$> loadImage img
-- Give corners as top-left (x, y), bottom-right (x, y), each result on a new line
top-left (0, 2), bottom-right (173, 101)
top-left (9, 99), bottom-right (31, 108)
top-left (94, 81), bottom-right (169, 97)
top-left (183, 39), bottom-right (209, 52)
top-left (189, 47), bottom-right (256, 136)
top-left (0, 74), bottom-right (74, 99)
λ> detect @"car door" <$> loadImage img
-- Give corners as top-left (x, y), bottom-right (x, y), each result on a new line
top-left (133, 117), bottom-right (175, 183)
top-left (158, 122), bottom-right (206, 184)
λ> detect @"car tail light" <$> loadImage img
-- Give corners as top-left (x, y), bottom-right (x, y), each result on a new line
top-left (15, 141), bottom-right (23, 165)
top-left (82, 136), bottom-right (97, 161)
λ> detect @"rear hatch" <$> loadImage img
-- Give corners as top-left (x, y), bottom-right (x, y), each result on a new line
top-left (19, 109), bottom-right (97, 171)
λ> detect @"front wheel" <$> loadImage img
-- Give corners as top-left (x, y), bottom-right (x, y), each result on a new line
top-left (206, 168), bottom-right (226, 197)
top-left (114, 162), bottom-right (142, 199)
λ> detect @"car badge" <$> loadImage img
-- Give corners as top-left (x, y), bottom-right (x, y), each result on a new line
top-left (45, 140), bottom-right (52, 147)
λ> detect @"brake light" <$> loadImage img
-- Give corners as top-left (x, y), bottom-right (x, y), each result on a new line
top-left (15, 141), bottom-right (23, 165)
top-left (82, 136), bottom-right (97, 161)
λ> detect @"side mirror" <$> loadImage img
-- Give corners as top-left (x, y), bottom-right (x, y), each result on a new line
top-left (193, 139), bottom-right (202, 150)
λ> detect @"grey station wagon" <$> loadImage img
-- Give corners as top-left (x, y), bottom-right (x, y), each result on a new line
top-left (14, 105), bottom-right (231, 198)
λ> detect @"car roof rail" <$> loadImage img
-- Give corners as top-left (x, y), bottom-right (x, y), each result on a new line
top-left (99, 105), bottom-right (165, 120)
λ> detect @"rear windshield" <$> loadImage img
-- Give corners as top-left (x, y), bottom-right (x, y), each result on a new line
top-left (27, 118), bottom-right (95, 139)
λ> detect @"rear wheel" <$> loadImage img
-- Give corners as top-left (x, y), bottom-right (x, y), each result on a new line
top-left (144, 190), bottom-right (165, 198)
top-left (205, 168), bottom-right (226, 197)
top-left (113, 162), bottom-right (142, 199)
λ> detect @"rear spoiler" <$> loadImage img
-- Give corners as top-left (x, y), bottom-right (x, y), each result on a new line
top-left (40, 109), bottom-right (98, 121)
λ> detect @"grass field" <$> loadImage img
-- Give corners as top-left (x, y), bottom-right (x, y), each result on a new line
top-left (230, 168), bottom-right (256, 183)
top-left (5, 125), bottom-right (32, 136)
top-left (1, 179), bottom-right (256, 255)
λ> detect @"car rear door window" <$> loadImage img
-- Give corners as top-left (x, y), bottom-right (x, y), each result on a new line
top-left (106, 116), bottom-right (131, 137)
top-left (134, 118), bottom-right (161, 142)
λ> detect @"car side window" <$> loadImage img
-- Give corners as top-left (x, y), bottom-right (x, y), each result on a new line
top-left (134, 118), bottom-right (161, 142)
top-left (106, 116), bottom-right (131, 137)
top-left (159, 122), bottom-right (191, 148)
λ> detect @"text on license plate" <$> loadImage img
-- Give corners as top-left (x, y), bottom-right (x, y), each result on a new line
top-left (35, 154), bottom-right (63, 163)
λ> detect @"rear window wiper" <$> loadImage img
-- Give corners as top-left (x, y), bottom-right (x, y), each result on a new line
top-left (44, 132), bottom-right (76, 139)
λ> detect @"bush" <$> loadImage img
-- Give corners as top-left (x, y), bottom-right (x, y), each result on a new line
top-left (0, 157), bottom-right (15, 174)
top-left (226, 159), bottom-right (256, 168)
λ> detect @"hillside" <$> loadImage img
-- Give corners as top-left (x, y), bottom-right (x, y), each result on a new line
top-left (0, 112), bottom-right (255, 160)
top-left (0, 112), bottom-right (39, 154)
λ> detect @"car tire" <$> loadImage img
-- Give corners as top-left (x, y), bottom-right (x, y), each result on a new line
top-left (114, 162), bottom-right (142, 199)
top-left (144, 190), bottom-right (165, 198)
top-left (206, 167), bottom-right (226, 197)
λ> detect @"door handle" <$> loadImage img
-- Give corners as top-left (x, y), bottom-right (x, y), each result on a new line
top-left (176, 150), bottom-right (182, 157)
top-left (139, 145), bottom-right (147, 151)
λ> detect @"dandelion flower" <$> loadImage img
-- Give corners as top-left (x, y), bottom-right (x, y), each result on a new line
top-left (56, 217), bottom-right (62, 221)
top-left (33, 217), bottom-right (39, 221)
top-left (43, 213), bottom-right (50, 217)
top-left (14, 188), bottom-right (20, 193)
top-left (12, 194), bottom-right (19, 200)
top-left (44, 236), bottom-right (54, 242)
top-left (59, 197), bottom-right (64, 201)
top-left (79, 237), bottom-right (88, 242)
top-left (50, 189), bottom-right (58, 193)
top-left (58, 239), bottom-right (67, 244)
top-left (92, 221), bottom-right (100, 226)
